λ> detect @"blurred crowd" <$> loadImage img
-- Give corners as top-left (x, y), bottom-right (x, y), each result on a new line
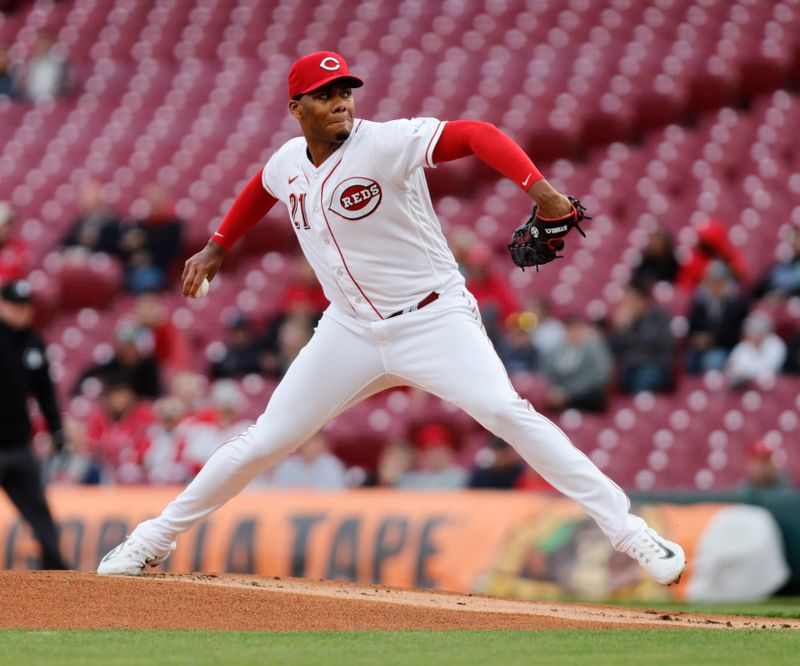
top-left (1, 179), bottom-right (185, 295)
top-left (3, 174), bottom-right (799, 493)
top-left (0, 25), bottom-right (798, 493)
top-left (0, 32), bottom-right (73, 103)
top-left (453, 217), bottom-right (800, 402)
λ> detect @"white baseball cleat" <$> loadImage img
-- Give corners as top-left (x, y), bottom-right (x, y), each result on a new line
top-left (97, 535), bottom-right (176, 576)
top-left (623, 527), bottom-right (686, 585)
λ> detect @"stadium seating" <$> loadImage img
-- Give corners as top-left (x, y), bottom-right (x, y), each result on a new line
top-left (1, 0), bottom-right (798, 490)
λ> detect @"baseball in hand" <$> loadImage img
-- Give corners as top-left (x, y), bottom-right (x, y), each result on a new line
top-left (191, 277), bottom-right (210, 299)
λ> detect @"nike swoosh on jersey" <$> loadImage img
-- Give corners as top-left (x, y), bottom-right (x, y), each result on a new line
top-left (522, 173), bottom-right (532, 188)
top-left (288, 175), bottom-right (300, 184)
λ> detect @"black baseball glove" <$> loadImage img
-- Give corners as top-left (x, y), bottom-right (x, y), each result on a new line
top-left (508, 195), bottom-right (590, 271)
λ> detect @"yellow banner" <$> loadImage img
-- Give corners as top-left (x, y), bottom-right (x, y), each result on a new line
top-left (0, 488), bottom-right (725, 601)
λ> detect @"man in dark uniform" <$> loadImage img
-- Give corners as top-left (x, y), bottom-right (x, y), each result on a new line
top-left (0, 279), bottom-right (67, 569)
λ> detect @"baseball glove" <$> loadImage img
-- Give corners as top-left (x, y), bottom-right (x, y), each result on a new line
top-left (508, 195), bottom-right (590, 271)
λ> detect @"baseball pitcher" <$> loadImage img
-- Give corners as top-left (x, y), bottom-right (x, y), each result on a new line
top-left (98, 52), bottom-right (685, 586)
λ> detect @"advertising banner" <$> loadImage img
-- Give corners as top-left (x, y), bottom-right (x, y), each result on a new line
top-left (0, 488), bottom-right (787, 601)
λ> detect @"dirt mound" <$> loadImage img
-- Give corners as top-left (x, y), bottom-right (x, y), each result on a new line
top-left (1, 571), bottom-right (797, 631)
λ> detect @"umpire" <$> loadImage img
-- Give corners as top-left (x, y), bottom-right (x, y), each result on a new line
top-left (0, 279), bottom-right (67, 569)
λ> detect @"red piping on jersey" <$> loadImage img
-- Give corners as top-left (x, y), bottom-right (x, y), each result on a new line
top-left (320, 158), bottom-right (385, 320)
top-left (432, 120), bottom-right (543, 192)
top-left (424, 121), bottom-right (444, 168)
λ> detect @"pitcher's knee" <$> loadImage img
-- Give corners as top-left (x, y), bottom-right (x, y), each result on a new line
top-left (475, 395), bottom-right (533, 434)
top-left (224, 424), bottom-right (304, 465)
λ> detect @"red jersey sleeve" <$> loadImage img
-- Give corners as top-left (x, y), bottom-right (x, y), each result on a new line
top-left (211, 170), bottom-right (278, 250)
top-left (432, 120), bottom-right (543, 192)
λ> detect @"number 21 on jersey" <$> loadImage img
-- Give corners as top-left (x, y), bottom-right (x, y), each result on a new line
top-left (289, 193), bottom-right (310, 230)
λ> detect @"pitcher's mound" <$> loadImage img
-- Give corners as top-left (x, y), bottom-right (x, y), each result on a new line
top-left (1, 571), bottom-right (797, 631)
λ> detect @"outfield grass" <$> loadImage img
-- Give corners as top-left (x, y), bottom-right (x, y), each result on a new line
top-left (608, 597), bottom-right (800, 619)
top-left (1, 630), bottom-right (799, 666)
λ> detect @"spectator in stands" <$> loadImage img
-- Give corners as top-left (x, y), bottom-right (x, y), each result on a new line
top-left (526, 297), bottom-right (566, 360)
top-left (468, 437), bottom-right (525, 489)
top-left (60, 181), bottom-right (122, 256)
top-left (86, 377), bottom-right (154, 484)
top-left (398, 424), bottom-right (467, 489)
top-left (119, 184), bottom-right (183, 293)
top-left (141, 374), bottom-right (211, 483)
top-left (271, 432), bottom-right (346, 490)
top-left (0, 43), bottom-right (21, 98)
top-left (74, 323), bottom-right (161, 398)
top-left (608, 279), bottom-right (675, 394)
top-left (278, 255), bottom-right (328, 318)
top-left (463, 243), bottom-right (518, 343)
top-left (20, 32), bottom-right (71, 103)
top-left (0, 201), bottom-right (30, 283)
top-left (260, 313), bottom-right (314, 379)
top-left (540, 314), bottom-right (612, 412)
top-left (632, 227), bottom-right (679, 288)
top-left (167, 370), bottom-right (207, 417)
top-left (210, 312), bottom-right (262, 379)
top-left (738, 440), bottom-right (792, 492)
top-left (751, 226), bottom-right (800, 301)
top-left (52, 415), bottom-right (104, 485)
top-left (181, 380), bottom-right (251, 476)
top-left (677, 218), bottom-right (748, 291)
top-left (725, 312), bottom-right (787, 389)
top-left (260, 260), bottom-right (326, 377)
top-left (364, 440), bottom-right (415, 487)
top-left (143, 395), bottom-right (191, 485)
top-left (133, 291), bottom-right (190, 372)
top-left (446, 225), bottom-right (478, 277)
top-left (498, 312), bottom-right (538, 373)
top-left (686, 260), bottom-right (750, 374)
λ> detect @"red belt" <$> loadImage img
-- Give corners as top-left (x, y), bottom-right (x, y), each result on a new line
top-left (387, 292), bottom-right (439, 318)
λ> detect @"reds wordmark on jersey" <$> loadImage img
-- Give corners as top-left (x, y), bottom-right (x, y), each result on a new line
top-left (263, 117), bottom-right (459, 321)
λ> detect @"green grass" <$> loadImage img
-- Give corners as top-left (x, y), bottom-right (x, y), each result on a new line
top-left (1, 630), bottom-right (799, 666)
top-left (606, 597), bottom-right (800, 619)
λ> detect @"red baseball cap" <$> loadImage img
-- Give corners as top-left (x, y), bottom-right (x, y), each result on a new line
top-left (288, 51), bottom-right (363, 99)
top-left (415, 424), bottom-right (454, 449)
top-left (747, 439), bottom-right (775, 460)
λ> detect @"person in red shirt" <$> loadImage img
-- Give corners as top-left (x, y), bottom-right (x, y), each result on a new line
top-left (0, 202), bottom-right (29, 284)
top-left (278, 255), bottom-right (329, 315)
top-left (133, 291), bottom-right (191, 372)
top-left (463, 243), bottom-right (519, 342)
top-left (677, 218), bottom-right (748, 291)
top-left (86, 378), bottom-right (154, 483)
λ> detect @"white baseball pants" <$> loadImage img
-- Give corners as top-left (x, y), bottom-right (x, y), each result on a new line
top-left (134, 281), bottom-right (646, 552)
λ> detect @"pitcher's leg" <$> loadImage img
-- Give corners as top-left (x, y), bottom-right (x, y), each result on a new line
top-left (392, 296), bottom-right (645, 548)
top-left (133, 313), bottom-right (387, 552)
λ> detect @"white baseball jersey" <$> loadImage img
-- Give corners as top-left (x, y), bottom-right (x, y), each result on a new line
top-left (262, 117), bottom-right (460, 320)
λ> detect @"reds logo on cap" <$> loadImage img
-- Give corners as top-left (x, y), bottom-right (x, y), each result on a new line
top-left (288, 51), bottom-right (364, 99)
top-left (319, 56), bottom-right (341, 71)
top-left (328, 177), bottom-right (383, 221)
